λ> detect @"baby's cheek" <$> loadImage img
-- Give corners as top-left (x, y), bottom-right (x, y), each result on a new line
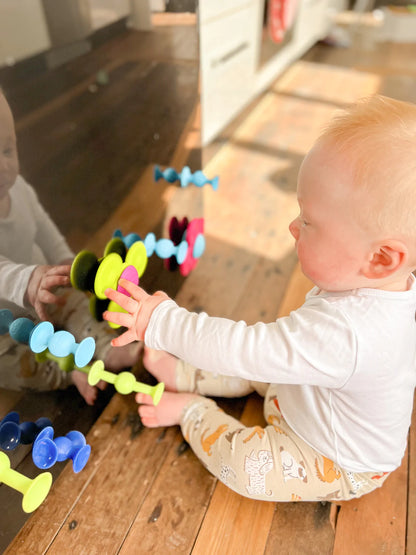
top-left (297, 244), bottom-right (328, 284)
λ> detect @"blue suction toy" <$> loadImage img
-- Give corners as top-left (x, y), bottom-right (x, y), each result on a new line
top-left (0, 412), bottom-right (52, 450)
top-left (192, 234), bottom-right (206, 259)
top-left (0, 309), bottom-right (13, 334)
top-left (9, 318), bottom-right (35, 344)
top-left (29, 321), bottom-right (54, 353)
top-left (0, 310), bottom-right (35, 343)
top-left (113, 229), bottom-right (142, 249)
top-left (48, 330), bottom-right (95, 368)
top-left (114, 231), bottom-right (189, 264)
top-left (154, 165), bottom-right (219, 191)
top-left (29, 322), bottom-right (95, 368)
top-left (32, 426), bottom-right (91, 473)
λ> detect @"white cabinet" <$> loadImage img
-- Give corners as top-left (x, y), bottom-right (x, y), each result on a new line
top-left (200, 0), bottom-right (346, 145)
top-left (199, 2), bottom-right (261, 146)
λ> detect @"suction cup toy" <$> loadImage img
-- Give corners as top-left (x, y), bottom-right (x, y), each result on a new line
top-left (179, 218), bottom-right (205, 276)
top-left (144, 234), bottom-right (188, 264)
top-left (0, 309), bottom-right (13, 334)
top-left (118, 266), bottom-right (139, 296)
top-left (105, 300), bottom-right (128, 330)
top-left (0, 412), bottom-right (52, 450)
top-left (113, 229), bottom-right (193, 267)
top-left (0, 452), bottom-right (52, 513)
top-left (88, 361), bottom-right (164, 405)
top-left (29, 322), bottom-right (95, 368)
top-left (94, 250), bottom-right (144, 300)
top-left (89, 295), bottom-right (110, 322)
top-left (165, 217), bottom-right (189, 271)
top-left (154, 165), bottom-right (219, 191)
top-left (0, 309), bottom-right (35, 344)
top-left (125, 240), bottom-right (148, 277)
top-left (70, 250), bottom-right (100, 292)
top-left (113, 229), bottom-right (142, 249)
top-left (0, 310), bottom-right (93, 370)
top-left (32, 426), bottom-right (91, 473)
top-left (35, 349), bottom-right (90, 374)
top-left (103, 236), bottom-right (127, 258)
top-left (94, 252), bottom-right (125, 299)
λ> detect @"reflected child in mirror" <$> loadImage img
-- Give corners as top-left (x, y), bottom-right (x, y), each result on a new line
top-left (0, 88), bottom-right (141, 405)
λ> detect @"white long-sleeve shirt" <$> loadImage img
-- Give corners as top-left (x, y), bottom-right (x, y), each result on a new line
top-left (145, 279), bottom-right (416, 472)
top-left (0, 175), bottom-right (73, 317)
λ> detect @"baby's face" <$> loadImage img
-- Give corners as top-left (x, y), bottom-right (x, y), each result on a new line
top-left (0, 94), bottom-right (19, 201)
top-left (289, 141), bottom-right (372, 291)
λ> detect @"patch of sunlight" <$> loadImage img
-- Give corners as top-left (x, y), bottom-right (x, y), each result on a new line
top-left (200, 55), bottom-right (381, 262)
top-left (272, 61), bottom-right (382, 106)
top-left (202, 158), bottom-right (299, 261)
top-left (152, 12), bottom-right (196, 27)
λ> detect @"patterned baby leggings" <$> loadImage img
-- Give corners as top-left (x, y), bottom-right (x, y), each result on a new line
top-left (176, 361), bottom-right (390, 502)
top-left (0, 289), bottom-right (113, 391)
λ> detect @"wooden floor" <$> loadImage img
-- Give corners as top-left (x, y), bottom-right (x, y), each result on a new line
top-left (3, 11), bottom-right (416, 554)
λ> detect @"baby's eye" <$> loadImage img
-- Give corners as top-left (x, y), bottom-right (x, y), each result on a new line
top-left (301, 219), bottom-right (309, 227)
top-left (3, 147), bottom-right (13, 156)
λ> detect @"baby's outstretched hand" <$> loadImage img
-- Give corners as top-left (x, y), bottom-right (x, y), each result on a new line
top-left (103, 279), bottom-right (170, 346)
top-left (25, 264), bottom-right (72, 321)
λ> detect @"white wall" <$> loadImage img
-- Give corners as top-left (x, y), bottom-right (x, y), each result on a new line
top-left (87, 0), bottom-right (130, 31)
top-left (0, 0), bottom-right (51, 67)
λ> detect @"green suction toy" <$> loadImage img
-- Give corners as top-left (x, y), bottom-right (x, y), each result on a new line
top-left (125, 240), bottom-right (148, 277)
top-left (103, 237), bottom-right (127, 258)
top-left (89, 295), bottom-right (110, 321)
top-left (0, 452), bottom-right (52, 513)
top-left (94, 252), bottom-right (125, 299)
top-left (35, 349), bottom-right (90, 373)
top-left (88, 361), bottom-right (164, 405)
top-left (70, 250), bottom-right (100, 291)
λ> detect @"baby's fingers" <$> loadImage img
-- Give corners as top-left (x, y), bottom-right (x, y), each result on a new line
top-left (47, 264), bottom-right (72, 276)
top-left (103, 310), bottom-right (133, 329)
top-left (34, 301), bottom-right (49, 322)
top-left (117, 279), bottom-right (149, 302)
top-left (104, 288), bottom-right (139, 313)
top-left (110, 329), bottom-right (139, 347)
top-left (43, 274), bottom-right (71, 291)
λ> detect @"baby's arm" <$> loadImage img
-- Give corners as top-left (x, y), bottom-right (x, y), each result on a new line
top-left (25, 181), bottom-right (74, 265)
top-left (25, 264), bottom-right (72, 321)
top-left (103, 280), bottom-right (170, 344)
top-left (106, 282), bottom-right (356, 388)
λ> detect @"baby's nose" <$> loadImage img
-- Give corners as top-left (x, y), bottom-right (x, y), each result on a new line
top-left (289, 218), bottom-right (299, 240)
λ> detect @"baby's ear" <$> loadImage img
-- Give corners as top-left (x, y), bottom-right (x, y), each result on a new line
top-left (363, 240), bottom-right (408, 279)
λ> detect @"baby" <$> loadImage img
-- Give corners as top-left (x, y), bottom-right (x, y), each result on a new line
top-left (104, 95), bottom-right (416, 501)
top-left (0, 89), bottom-right (140, 405)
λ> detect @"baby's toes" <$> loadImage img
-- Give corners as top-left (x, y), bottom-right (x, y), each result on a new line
top-left (136, 392), bottom-right (154, 405)
top-left (138, 405), bottom-right (158, 427)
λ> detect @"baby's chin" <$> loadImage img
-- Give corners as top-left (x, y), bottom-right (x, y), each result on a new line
top-left (0, 183), bottom-right (12, 200)
top-left (0, 188), bottom-right (11, 217)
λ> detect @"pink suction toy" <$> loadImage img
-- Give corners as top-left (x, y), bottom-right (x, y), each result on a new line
top-left (117, 265), bottom-right (139, 295)
top-left (180, 218), bottom-right (205, 276)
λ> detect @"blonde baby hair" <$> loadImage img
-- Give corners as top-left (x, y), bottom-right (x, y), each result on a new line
top-left (316, 95), bottom-right (416, 241)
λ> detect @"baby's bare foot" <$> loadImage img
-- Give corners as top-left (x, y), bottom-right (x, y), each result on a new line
top-left (71, 370), bottom-right (106, 405)
top-left (136, 391), bottom-right (197, 427)
top-left (142, 347), bottom-right (178, 391)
